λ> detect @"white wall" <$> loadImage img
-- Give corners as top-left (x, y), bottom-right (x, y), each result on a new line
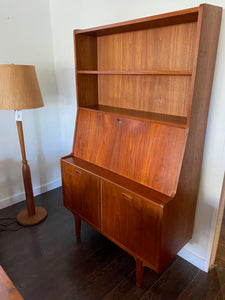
top-left (49, 0), bottom-right (225, 271)
top-left (0, 0), bottom-right (64, 208)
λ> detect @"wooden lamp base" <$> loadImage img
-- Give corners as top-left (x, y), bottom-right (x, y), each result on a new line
top-left (17, 207), bottom-right (47, 226)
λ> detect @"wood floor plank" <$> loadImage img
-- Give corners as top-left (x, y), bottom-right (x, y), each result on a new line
top-left (102, 270), bottom-right (158, 300)
top-left (102, 257), bottom-right (177, 300)
top-left (68, 252), bottom-right (135, 300)
top-left (1, 187), bottom-right (225, 300)
top-left (178, 265), bottom-right (225, 300)
top-left (0, 188), bottom-right (123, 300)
top-left (215, 226), bottom-right (225, 268)
top-left (216, 281), bottom-right (225, 299)
top-left (215, 214), bottom-right (225, 268)
top-left (11, 243), bottom-right (123, 300)
top-left (139, 257), bottom-right (199, 300)
top-left (213, 291), bottom-right (224, 300)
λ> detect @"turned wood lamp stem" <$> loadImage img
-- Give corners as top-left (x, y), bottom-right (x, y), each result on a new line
top-left (15, 111), bottom-right (47, 226)
top-left (16, 120), bottom-right (35, 216)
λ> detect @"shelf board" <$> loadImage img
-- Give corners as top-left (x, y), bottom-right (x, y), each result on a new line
top-left (77, 70), bottom-right (192, 76)
top-left (75, 6), bottom-right (199, 36)
top-left (79, 104), bottom-right (187, 127)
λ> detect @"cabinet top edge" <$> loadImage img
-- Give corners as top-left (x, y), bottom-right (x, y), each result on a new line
top-left (74, 5), bottom-right (212, 36)
top-left (60, 155), bottom-right (173, 206)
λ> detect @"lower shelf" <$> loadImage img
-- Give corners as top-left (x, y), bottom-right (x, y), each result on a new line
top-left (80, 105), bottom-right (188, 127)
top-left (61, 155), bottom-right (171, 206)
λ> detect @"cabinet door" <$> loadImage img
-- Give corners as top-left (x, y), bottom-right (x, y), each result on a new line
top-left (101, 181), bottom-right (162, 266)
top-left (61, 162), bottom-right (100, 229)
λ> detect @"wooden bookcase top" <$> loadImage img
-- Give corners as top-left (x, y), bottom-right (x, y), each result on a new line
top-left (75, 6), bottom-right (199, 36)
top-left (72, 5), bottom-right (217, 128)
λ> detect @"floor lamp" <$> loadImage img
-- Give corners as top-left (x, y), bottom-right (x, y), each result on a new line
top-left (0, 64), bottom-right (47, 226)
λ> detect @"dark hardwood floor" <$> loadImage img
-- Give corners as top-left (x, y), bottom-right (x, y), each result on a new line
top-left (0, 187), bottom-right (225, 300)
top-left (215, 212), bottom-right (225, 269)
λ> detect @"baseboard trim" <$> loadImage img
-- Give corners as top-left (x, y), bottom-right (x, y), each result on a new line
top-left (178, 246), bottom-right (207, 272)
top-left (0, 179), bottom-right (62, 209)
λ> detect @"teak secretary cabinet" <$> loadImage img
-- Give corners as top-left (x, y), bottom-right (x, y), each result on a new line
top-left (61, 4), bottom-right (222, 286)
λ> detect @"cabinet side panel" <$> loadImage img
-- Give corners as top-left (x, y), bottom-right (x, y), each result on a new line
top-left (75, 34), bottom-right (98, 107)
top-left (77, 74), bottom-right (98, 106)
top-left (160, 4), bottom-right (222, 269)
top-left (75, 34), bottom-right (97, 70)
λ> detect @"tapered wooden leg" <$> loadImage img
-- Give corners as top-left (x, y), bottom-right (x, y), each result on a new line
top-left (74, 215), bottom-right (81, 239)
top-left (136, 259), bottom-right (144, 287)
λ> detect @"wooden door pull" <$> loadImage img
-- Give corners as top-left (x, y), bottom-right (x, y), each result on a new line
top-left (121, 192), bottom-right (133, 201)
top-left (75, 170), bottom-right (82, 176)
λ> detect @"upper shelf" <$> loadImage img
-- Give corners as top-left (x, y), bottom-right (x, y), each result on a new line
top-left (75, 6), bottom-right (199, 36)
top-left (77, 70), bottom-right (192, 76)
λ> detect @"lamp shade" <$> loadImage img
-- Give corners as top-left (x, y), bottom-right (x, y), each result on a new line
top-left (0, 64), bottom-right (44, 110)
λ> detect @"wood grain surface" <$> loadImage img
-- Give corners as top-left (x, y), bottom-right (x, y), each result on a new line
top-left (73, 109), bottom-right (188, 197)
top-left (97, 22), bottom-right (196, 71)
top-left (64, 3), bottom-right (223, 287)
top-left (0, 266), bottom-right (23, 300)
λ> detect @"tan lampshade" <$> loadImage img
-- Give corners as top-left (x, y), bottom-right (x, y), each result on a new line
top-left (0, 64), bottom-right (44, 110)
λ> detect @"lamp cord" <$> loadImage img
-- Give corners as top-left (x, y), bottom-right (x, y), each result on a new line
top-left (0, 218), bottom-right (25, 232)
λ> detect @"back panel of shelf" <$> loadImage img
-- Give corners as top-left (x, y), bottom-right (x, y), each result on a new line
top-left (98, 74), bottom-right (191, 117)
top-left (74, 9), bottom-right (199, 124)
top-left (97, 22), bottom-right (196, 71)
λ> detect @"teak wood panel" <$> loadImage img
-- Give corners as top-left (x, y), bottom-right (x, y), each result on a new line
top-left (61, 156), bottom-right (171, 205)
top-left (77, 70), bottom-right (192, 75)
top-left (65, 4), bottom-right (222, 287)
top-left (101, 181), bottom-right (162, 269)
top-left (0, 266), bottom-right (23, 300)
top-left (80, 105), bottom-right (187, 126)
top-left (75, 35), bottom-right (97, 70)
top-left (98, 75), bottom-right (191, 117)
top-left (73, 109), bottom-right (188, 196)
top-left (61, 162), bottom-right (100, 229)
top-left (97, 22), bottom-right (197, 71)
top-left (77, 74), bottom-right (98, 107)
top-left (160, 4), bottom-right (223, 266)
top-left (75, 7), bottom-right (198, 36)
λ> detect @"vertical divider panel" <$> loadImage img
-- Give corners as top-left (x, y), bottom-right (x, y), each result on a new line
top-left (75, 34), bottom-right (98, 106)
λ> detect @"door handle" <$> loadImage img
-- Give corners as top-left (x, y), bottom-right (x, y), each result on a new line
top-left (121, 192), bottom-right (133, 201)
top-left (75, 169), bottom-right (82, 176)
